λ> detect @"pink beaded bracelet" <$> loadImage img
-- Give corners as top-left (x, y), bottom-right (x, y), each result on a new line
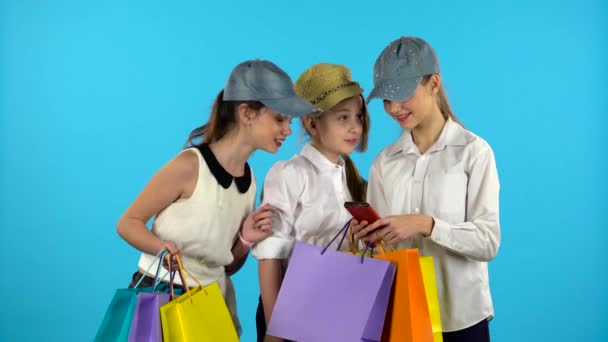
top-left (239, 232), bottom-right (254, 248)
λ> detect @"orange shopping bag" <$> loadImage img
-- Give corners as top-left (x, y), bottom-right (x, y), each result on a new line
top-left (375, 243), bottom-right (434, 342)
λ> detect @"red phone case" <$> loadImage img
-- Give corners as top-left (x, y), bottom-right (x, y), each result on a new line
top-left (344, 202), bottom-right (380, 223)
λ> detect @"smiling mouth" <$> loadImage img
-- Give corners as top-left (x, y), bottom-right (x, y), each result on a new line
top-left (274, 139), bottom-right (284, 147)
top-left (345, 138), bottom-right (359, 145)
top-left (395, 113), bottom-right (411, 122)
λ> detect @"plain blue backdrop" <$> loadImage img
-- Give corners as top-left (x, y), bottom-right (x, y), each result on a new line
top-left (1, 0), bottom-right (606, 341)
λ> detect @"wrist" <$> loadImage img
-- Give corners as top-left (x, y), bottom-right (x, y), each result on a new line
top-left (420, 215), bottom-right (434, 237)
top-left (156, 240), bottom-right (166, 255)
top-left (239, 232), bottom-right (254, 248)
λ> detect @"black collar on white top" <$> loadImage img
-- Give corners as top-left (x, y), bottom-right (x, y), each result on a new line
top-left (197, 143), bottom-right (252, 193)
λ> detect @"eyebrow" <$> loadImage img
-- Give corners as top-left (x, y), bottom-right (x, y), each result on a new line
top-left (333, 108), bottom-right (356, 114)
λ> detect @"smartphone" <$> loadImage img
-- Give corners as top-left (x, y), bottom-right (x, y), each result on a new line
top-left (344, 201), bottom-right (381, 224)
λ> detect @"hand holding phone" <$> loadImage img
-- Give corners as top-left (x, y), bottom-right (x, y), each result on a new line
top-left (344, 201), bottom-right (380, 224)
top-left (344, 202), bottom-right (382, 244)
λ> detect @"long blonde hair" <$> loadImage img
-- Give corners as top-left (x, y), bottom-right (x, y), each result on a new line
top-left (421, 75), bottom-right (462, 126)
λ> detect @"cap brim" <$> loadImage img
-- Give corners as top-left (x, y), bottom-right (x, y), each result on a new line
top-left (261, 96), bottom-right (319, 118)
top-left (316, 85), bottom-right (364, 112)
top-left (366, 77), bottom-right (421, 104)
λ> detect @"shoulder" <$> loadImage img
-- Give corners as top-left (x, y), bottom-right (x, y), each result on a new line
top-left (370, 138), bottom-right (404, 175)
top-left (168, 148), bottom-right (202, 197)
top-left (266, 154), bottom-right (312, 182)
top-left (262, 155), bottom-right (312, 203)
top-left (461, 128), bottom-right (495, 160)
top-left (163, 148), bottom-right (199, 182)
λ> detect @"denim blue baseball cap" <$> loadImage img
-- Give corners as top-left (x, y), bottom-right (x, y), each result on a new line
top-left (223, 60), bottom-right (319, 117)
top-left (367, 37), bottom-right (440, 103)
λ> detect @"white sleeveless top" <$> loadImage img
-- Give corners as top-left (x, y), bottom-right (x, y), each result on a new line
top-left (138, 144), bottom-right (256, 334)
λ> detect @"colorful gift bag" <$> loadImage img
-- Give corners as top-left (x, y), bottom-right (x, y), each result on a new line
top-left (95, 250), bottom-right (167, 342)
top-left (128, 250), bottom-right (172, 342)
top-left (267, 220), bottom-right (397, 342)
top-left (419, 256), bottom-right (443, 342)
top-left (375, 243), bottom-right (434, 342)
top-left (160, 254), bottom-right (239, 342)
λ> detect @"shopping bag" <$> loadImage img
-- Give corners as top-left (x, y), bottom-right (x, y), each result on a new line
top-left (267, 220), bottom-right (397, 342)
top-left (160, 254), bottom-right (239, 342)
top-left (375, 243), bottom-right (433, 342)
top-left (128, 250), bottom-right (172, 342)
top-left (419, 256), bottom-right (443, 342)
top-left (95, 250), bottom-right (167, 342)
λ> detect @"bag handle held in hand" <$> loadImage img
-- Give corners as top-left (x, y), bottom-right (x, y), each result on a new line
top-left (133, 249), bottom-right (167, 289)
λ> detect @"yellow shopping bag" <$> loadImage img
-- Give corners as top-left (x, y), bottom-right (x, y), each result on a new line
top-left (160, 255), bottom-right (238, 342)
top-left (419, 256), bottom-right (443, 342)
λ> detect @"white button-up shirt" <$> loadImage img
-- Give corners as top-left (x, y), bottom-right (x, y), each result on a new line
top-left (253, 144), bottom-right (353, 260)
top-left (367, 118), bottom-right (500, 332)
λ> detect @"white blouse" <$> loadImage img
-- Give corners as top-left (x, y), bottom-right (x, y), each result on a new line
top-left (367, 118), bottom-right (501, 332)
top-left (252, 143), bottom-right (354, 260)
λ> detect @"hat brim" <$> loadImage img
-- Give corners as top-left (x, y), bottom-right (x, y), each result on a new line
top-left (261, 96), bottom-right (319, 118)
top-left (366, 76), bottom-right (422, 104)
top-left (315, 84), bottom-right (364, 112)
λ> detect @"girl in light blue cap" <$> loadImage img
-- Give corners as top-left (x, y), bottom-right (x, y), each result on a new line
top-left (353, 37), bottom-right (500, 342)
top-left (115, 59), bottom-right (316, 337)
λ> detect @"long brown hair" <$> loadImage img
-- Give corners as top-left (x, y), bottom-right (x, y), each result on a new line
top-left (302, 95), bottom-right (370, 202)
top-left (185, 89), bottom-right (264, 147)
top-left (420, 75), bottom-right (462, 126)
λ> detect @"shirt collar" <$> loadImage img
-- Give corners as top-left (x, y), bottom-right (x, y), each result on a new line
top-left (197, 143), bottom-right (252, 193)
top-left (300, 143), bottom-right (344, 172)
top-left (387, 118), bottom-right (467, 157)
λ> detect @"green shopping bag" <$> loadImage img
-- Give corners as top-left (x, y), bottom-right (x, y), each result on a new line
top-left (94, 250), bottom-right (169, 342)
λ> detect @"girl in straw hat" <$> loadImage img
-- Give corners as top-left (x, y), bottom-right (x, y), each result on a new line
top-left (252, 63), bottom-right (370, 342)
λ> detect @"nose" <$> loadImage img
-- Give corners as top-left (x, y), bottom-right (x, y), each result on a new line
top-left (282, 121), bottom-right (292, 136)
top-left (350, 117), bottom-right (363, 134)
top-left (383, 100), bottom-right (401, 115)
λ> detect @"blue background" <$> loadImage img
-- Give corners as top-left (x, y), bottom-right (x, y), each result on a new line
top-left (1, 0), bottom-right (606, 341)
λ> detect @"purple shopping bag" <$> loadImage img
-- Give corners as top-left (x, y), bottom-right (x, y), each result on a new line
top-left (267, 221), bottom-right (396, 342)
top-left (128, 292), bottom-right (170, 342)
top-left (127, 250), bottom-right (172, 342)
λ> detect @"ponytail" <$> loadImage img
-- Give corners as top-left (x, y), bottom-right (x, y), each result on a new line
top-left (342, 155), bottom-right (367, 202)
top-left (185, 89), bottom-right (264, 148)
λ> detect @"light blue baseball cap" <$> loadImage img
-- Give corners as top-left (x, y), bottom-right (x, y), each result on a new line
top-left (367, 37), bottom-right (440, 103)
top-left (223, 60), bottom-right (319, 117)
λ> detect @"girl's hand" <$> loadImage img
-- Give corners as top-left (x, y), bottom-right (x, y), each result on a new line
top-left (355, 215), bottom-right (434, 245)
top-left (349, 219), bottom-right (369, 237)
top-left (159, 241), bottom-right (180, 270)
top-left (159, 240), bottom-right (180, 255)
top-left (242, 203), bottom-right (275, 244)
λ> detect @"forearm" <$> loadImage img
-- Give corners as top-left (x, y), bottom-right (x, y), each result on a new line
top-left (225, 238), bottom-right (250, 276)
top-left (117, 217), bottom-right (163, 255)
top-left (259, 259), bottom-right (283, 325)
top-left (429, 217), bottom-right (500, 261)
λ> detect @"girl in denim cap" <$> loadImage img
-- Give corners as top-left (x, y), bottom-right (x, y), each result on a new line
top-left (353, 37), bottom-right (500, 342)
top-left (253, 63), bottom-right (370, 342)
top-left (116, 59), bottom-right (316, 336)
